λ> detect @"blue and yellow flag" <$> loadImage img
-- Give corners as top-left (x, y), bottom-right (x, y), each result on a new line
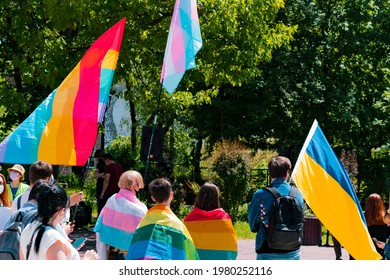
top-left (291, 120), bottom-right (381, 260)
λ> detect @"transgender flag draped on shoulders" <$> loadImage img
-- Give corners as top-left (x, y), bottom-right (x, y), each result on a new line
top-left (94, 189), bottom-right (148, 251)
top-left (184, 207), bottom-right (238, 260)
top-left (126, 205), bottom-right (199, 260)
top-left (0, 19), bottom-right (126, 166)
top-left (160, 0), bottom-right (202, 94)
top-left (291, 119), bottom-right (381, 260)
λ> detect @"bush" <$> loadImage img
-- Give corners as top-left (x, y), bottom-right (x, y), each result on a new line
top-left (105, 135), bottom-right (143, 172)
top-left (211, 140), bottom-right (251, 222)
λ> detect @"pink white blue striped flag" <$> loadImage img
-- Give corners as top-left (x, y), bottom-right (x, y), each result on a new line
top-left (160, 0), bottom-right (202, 94)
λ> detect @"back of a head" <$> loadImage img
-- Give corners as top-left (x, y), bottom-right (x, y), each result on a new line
top-left (37, 184), bottom-right (68, 224)
top-left (119, 170), bottom-right (144, 190)
top-left (29, 161), bottom-right (53, 186)
top-left (102, 153), bottom-right (114, 161)
top-left (364, 193), bottom-right (385, 226)
top-left (94, 149), bottom-right (104, 158)
top-left (28, 179), bottom-right (50, 202)
top-left (268, 156), bottom-right (292, 179)
top-left (194, 183), bottom-right (221, 211)
top-left (149, 178), bottom-right (171, 204)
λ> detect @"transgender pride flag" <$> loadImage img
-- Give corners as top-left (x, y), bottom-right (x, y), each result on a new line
top-left (94, 188), bottom-right (148, 251)
top-left (160, 0), bottom-right (202, 94)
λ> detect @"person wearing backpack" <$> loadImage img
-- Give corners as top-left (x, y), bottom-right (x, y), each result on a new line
top-left (248, 156), bottom-right (304, 260)
top-left (0, 179), bottom-right (46, 260)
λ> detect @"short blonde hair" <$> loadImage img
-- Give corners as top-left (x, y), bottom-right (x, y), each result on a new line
top-left (118, 170), bottom-right (144, 190)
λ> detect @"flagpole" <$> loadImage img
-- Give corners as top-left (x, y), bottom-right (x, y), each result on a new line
top-left (143, 83), bottom-right (164, 186)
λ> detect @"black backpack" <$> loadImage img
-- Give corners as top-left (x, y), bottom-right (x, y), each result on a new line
top-left (264, 186), bottom-right (304, 251)
top-left (0, 210), bottom-right (37, 260)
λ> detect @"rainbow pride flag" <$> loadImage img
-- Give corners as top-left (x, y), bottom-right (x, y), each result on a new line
top-left (126, 205), bottom-right (199, 260)
top-left (291, 120), bottom-right (381, 260)
top-left (0, 19), bottom-right (126, 166)
top-left (184, 207), bottom-right (238, 260)
top-left (160, 0), bottom-right (202, 94)
top-left (94, 189), bottom-right (148, 251)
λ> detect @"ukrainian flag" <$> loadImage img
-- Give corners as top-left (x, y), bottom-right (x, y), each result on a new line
top-left (291, 120), bottom-right (381, 260)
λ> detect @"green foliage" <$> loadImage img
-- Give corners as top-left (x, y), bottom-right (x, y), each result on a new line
top-left (211, 140), bottom-right (251, 222)
top-left (58, 172), bottom-right (83, 190)
top-left (105, 135), bottom-right (143, 172)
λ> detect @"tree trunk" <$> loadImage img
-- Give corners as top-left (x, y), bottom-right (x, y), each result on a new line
top-left (130, 101), bottom-right (137, 154)
top-left (193, 136), bottom-right (203, 183)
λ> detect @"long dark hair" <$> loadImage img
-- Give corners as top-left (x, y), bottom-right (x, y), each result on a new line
top-left (34, 183), bottom-right (68, 254)
top-left (194, 183), bottom-right (221, 211)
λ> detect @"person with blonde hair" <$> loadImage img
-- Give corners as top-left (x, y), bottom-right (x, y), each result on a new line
top-left (94, 170), bottom-right (148, 260)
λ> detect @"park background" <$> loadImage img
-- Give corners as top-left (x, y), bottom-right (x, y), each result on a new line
top-left (0, 0), bottom-right (389, 243)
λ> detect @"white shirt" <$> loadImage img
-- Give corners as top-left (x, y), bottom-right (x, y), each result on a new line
top-left (20, 221), bottom-right (80, 260)
top-left (11, 190), bottom-right (30, 213)
top-left (0, 207), bottom-right (12, 230)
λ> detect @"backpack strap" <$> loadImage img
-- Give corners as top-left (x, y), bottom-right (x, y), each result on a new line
top-left (15, 211), bottom-right (24, 223)
top-left (17, 195), bottom-right (22, 210)
top-left (23, 210), bottom-right (39, 225)
top-left (265, 186), bottom-right (281, 200)
top-left (289, 186), bottom-right (299, 198)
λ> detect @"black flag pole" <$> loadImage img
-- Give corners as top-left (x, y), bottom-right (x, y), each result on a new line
top-left (143, 83), bottom-right (164, 186)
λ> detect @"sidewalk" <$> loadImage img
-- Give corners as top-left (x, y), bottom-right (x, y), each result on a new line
top-left (71, 229), bottom-right (349, 260)
top-left (237, 239), bottom-right (349, 260)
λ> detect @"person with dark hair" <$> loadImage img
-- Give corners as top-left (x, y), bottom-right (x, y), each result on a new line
top-left (19, 184), bottom-right (98, 260)
top-left (11, 161), bottom-right (53, 212)
top-left (11, 161), bottom-right (83, 235)
top-left (248, 156), bottom-right (304, 260)
top-left (3, 179), bottom-right (48, 230)
top-left (93, 149), bottom-right (106, 215)
top-left (184, 183), bottom-right (238, 259)
top-left (99, 153), bottom-right (123, 209)
top-left (126, 178), bottom-right (199, 260)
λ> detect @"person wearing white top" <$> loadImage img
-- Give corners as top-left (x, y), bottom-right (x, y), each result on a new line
top-left (19, 183), bottom-right (98, 260)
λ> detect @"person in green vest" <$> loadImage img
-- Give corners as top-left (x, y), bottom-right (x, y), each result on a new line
top-left (7, 164), bottom-right (29, 204)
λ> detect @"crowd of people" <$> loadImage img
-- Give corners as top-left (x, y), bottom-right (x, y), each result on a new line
top-left (0, 154), bottom-right (389, 260)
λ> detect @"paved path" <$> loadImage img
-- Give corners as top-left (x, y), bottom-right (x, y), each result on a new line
top-left (237, 239), bottom-right (349, 260)
top-left (71, 229), bottom-right (349, 260)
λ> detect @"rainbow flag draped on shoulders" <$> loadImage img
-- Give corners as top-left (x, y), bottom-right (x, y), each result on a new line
top-left (184, 207), bottom-right (238, 260)
top-left (0, 19), bottom-right (126, 166)
top-left (94, 189), bottom-right (148, 250)
top-left (291, 119), bottom-right (381, 260)
top-left (126, 205), bottom-right (199, 260)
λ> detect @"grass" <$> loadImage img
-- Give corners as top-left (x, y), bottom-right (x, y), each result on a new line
top-left (234, 221), bottom-right (256, 239)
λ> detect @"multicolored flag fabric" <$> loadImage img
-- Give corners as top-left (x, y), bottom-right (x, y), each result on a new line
top-left (0, 18), bottom-right (126, 166)
top-left (291, 119), bottom-right (381, 260)
top-left (126, 205), bottom-right (199, 260)
top-left (184, 207), bottom-right (238, 260)
top-left (160, 0), bottom-right (202, 94)
top-left (94, 189), bottom-right (148, 251)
